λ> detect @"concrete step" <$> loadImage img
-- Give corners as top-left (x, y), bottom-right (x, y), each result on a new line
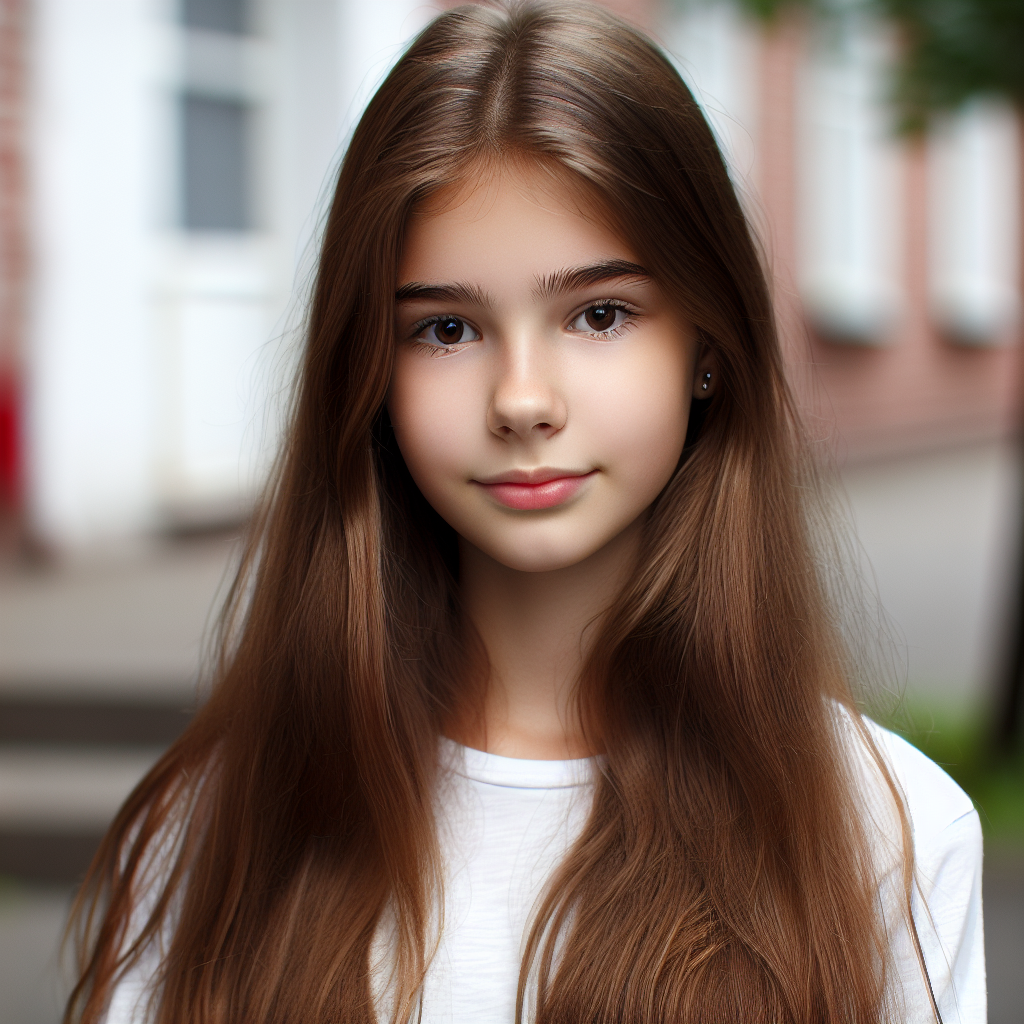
top-left (0, 740), bottom-right (172, 883)
top-left (0, 695), bottom-right (194, 883)
top-left (0, 536), bottom-right (235, 701)
top-left (0, 746), bottom-right (166, 830)
top-left (0, 697), bottom-right (194, 745)
top-left (0, 539), bottom-right (224, 883)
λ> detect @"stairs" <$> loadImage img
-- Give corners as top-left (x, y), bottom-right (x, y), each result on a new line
top-left (0, 697), bottom-right (190, 881)
top-left (0, 538), bottom-right (236, 883)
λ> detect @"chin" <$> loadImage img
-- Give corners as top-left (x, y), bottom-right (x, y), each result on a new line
top-left (496, 551), bottom-right (591, 573)
top-left (478, 531), bottom-right (608, 574)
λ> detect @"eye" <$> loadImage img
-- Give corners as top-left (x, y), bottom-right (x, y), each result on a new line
top-left (412, 315), bottom-right (481, 348)
top-left (569, 303), bottom-right (633, 336)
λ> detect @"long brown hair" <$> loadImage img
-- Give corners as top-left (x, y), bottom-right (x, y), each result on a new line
top-left (66, 3), bottom-right (918, 1021)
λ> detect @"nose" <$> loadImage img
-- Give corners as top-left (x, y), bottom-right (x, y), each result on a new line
top-left (486, 338), bottom-right (567, 442)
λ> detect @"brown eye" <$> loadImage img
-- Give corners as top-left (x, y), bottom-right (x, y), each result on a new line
top-left (570, 304), bottom-right (630, 335)
top-left (585, 305), bottom-right (616, 331)
top-left (433, 317), bottom-right (465, 344)
top-left (412, 316), bottom-right (480, 349)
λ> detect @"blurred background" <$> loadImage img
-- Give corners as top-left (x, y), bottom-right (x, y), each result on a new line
top-left (0, 0), bottom-right (1021, 1020)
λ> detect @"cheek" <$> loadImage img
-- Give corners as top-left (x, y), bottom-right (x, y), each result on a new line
top-left (387, 355), bottom-right (480, 497)
top-left (578, 344), bottom-right (691, 496)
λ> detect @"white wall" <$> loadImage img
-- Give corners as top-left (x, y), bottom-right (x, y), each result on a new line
top-left (663, 1), bottom-right (759, 202)
top-left (28, 0), bottom-right (160, 546)
top-left (27, 0), bottom-right (434, 550)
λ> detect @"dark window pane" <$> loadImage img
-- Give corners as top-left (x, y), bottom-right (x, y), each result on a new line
top-left (182, 95), bottom-right (251, 231)
top-left (182, 0), bottom-right (247, 35)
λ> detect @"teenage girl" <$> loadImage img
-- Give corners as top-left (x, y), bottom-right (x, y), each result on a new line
top-left (67, 3), bottom-right (984, 1022)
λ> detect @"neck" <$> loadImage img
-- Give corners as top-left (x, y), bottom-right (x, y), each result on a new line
top-left (453, 518), bottom-right (642, 760)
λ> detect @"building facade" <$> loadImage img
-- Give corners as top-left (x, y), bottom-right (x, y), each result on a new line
top-left (0, 0), bottom-right (1018, 553)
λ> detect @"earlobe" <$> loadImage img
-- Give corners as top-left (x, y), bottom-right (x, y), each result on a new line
top-left (693, 369), bottom-right (714, 399)
top-left (691, 341), bottom-right (717, 400)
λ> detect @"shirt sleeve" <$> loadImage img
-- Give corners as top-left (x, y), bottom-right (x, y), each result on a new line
top-left (863, 721), bottom-right (987, 1024)
top-left (913, 807), bottom-right (986, 1024)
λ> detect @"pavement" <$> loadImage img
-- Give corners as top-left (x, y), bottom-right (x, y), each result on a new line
top-left (986, 854), bottom-right (1024, 1024)
top-left (0, 884), bottom-right (72, 1024)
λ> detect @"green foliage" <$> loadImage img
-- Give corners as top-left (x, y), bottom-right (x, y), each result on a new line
top-left (0, 875), bottom-right (27, 906)
top-left (686, 0), bottom-right (1024, 129)
top-left (730, 0), bottom-right (817, 20)
top-left (876, 0), bottom-right (1024, 130)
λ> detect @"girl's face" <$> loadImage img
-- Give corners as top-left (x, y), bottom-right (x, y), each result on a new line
top-left (389, 164), bottom-right (701, 573)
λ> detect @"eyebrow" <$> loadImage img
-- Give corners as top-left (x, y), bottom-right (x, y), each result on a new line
top-left (394, 260), bottom-right (651, 309)
top-left (395, 281), bottom-right (493, 306)
top-left (533, 259), bottom-right (650, 299)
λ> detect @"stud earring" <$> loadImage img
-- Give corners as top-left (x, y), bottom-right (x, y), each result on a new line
top-left (700, 371), bottom-right (712, 392)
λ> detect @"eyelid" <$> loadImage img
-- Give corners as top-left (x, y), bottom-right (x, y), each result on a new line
top-left (567, 297), bottom-right (639, 317)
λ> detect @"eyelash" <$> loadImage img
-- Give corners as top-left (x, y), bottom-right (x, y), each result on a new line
top-left (406, 300), bottom-right (643, 355)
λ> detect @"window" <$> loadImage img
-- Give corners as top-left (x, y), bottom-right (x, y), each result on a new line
top-left (797, 16), bottom-right (902, 344)
top-left (181, 95), bottom-right (251, 231)
top-left (179, 0), bottom-right (253, 232)
top-left (928, 101), bottom-right (1021, 345)
top-left (182, 0), bottom-right (247, 35)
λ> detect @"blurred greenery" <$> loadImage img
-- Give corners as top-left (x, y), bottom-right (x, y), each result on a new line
top-left (880, 704), bottom-right (1024, 849)
top-left (729, 0), bottom-right (814, 19)
top-left (874, 0), bottom-right (1024, 132)
top-left (687, 0), bottom-right (1024, 131)
top-left (0, 875), bottom-right (28, 906)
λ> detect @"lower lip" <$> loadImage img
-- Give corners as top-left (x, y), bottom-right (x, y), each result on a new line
top-left (477, 472), bottom-right (596, 511)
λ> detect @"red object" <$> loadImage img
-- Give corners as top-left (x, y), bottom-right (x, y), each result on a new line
top-left (0, 371), bottom-right (19, 507)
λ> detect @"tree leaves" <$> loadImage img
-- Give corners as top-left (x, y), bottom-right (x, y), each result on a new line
top-left (877, 0), bottom-right (1024, 131)
top-left (688, 0), bottom-right (1024, 130)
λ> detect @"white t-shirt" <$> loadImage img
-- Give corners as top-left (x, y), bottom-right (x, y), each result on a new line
top-left (103, 720), bottom-right (985, 1024)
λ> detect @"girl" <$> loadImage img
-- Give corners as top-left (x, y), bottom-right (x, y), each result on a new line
top-left (67, 2), bottom-right (984, 1021)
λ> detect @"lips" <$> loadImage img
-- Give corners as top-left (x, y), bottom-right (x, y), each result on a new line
top-left (474, 468), bottom-right (597, 511)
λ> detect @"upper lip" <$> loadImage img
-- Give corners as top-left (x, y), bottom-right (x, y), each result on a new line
top-left (474, 467), bottom-right (595, 486)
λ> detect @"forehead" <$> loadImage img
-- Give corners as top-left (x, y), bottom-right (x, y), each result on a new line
top-left (398, 162), bottom-right (638, 288)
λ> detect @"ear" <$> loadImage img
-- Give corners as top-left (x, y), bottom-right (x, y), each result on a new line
top-left (692, 348), bottom-right (717, 400)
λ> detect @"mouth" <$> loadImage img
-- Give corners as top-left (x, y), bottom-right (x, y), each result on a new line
top-left (473, 468), bottom-right (598, 511)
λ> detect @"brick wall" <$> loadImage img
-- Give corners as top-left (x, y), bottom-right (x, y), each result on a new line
top-left (804, 138), bottom-right (1022, 461)
top-left (0, 0), bottom-right (25, 548)
top-left (753, 12), bottom-right (1022, 462)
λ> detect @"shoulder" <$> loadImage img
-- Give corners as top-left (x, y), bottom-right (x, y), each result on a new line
top-left (857, 717), bottom-right (983, 931)
top-left (845, 715), bottom-right (986, 1022)
top-left (835, 707), bottom-right (983, 896)
top-left (859, 717), bottom-right (976, 844)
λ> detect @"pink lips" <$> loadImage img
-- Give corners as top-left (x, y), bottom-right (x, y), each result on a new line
top-left (475, 469), bottom-right (597, 511)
